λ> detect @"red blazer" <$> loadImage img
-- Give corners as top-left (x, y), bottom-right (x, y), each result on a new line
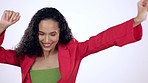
top-left (0, 19), bottom-right (142, 83)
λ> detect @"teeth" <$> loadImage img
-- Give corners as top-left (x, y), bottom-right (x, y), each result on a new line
top-left (43, 44), bottom-right (51, 46)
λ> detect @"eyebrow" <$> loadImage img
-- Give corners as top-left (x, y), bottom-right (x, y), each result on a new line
top-left (38, 31), bottom-right (44, 34)
top-left (38, 31), bottom-right (58, 33)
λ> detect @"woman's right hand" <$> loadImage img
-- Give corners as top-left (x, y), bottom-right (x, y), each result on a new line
top-left (0, 10), bottom-right (20, 30)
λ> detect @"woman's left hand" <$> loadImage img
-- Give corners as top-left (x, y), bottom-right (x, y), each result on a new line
top-left (134, 0), bottom-right (148, 26)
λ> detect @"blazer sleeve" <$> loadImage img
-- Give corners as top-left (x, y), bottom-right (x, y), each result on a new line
top-left (0, 31), bottom-right (20, 66)
top-left (77, 18), bottom-right (142, 59)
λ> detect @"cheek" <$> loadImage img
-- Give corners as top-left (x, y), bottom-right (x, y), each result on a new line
top-left (51, 34), bottom-right (60, 43)
top-left (38, 35), bottom-right (44, 41)
top-left (52, 36), bottom-right (59, 43)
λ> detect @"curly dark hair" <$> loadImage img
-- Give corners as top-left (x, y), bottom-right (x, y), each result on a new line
top-left (15, 7), bottom-right (73, 58)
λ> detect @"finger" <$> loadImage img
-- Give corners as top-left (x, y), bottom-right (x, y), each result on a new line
top-left (6, 10), bottom-right (13, 21)
top-left (3, 10), bottom-right (9, 21)
top-left (12, 16), bottom-right (20, 24)
top-left (9, 11), bottom-right (17, 22)
top-left (8, 11), bottom-right (13, 20)
top-left (143, 0), bottom-right (148, 5)
top-left (139, 0), bottom-right (145, 3)
top-left (16, 16), bottom-right (21, 21)
top-left (138, 0), bottom-right (148, 8)
top-left (12, 12), bottom-right (19, 21)
top-left (146, 1), bottom-right (148, 11)
top-left (142, 0), bottom-right (148, 8)
top-left (139, 0), bottom-right (146, 5)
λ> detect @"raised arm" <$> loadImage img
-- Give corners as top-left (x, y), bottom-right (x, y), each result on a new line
top-left (77, 0), bottom-right (147, 59)
top-left (0, 10), bottom-right (20, 66)
top-left (0, 10), bottom-right (20, 34)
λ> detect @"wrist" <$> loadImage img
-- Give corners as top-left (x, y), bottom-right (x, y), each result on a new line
top-left (0, 24), bottom-right (8, 30)
top-left (134, 16), bottom-right (142, 23)
top-left (133, 16), bottom-right (143, 27)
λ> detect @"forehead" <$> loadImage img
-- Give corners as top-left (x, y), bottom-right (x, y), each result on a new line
top-left (38, 19), bottom-right (59, 32)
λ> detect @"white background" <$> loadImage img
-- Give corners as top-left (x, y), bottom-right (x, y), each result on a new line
top-left (0, 0), bottom-right (148, 83)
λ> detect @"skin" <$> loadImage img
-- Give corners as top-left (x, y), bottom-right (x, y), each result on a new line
top-left (31, 19), bottom-right (60, 70)
top-left (0, 0), bottom-right (148, 70)
top-left (134, 0), bottom-right (148, 27)
top-left (0, 10), bottom-right (20, 33)
top-left (38, 19), bottom-right (60, 57)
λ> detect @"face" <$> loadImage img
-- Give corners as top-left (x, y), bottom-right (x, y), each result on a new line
top-left (38, 19), bottom-right (60, 52)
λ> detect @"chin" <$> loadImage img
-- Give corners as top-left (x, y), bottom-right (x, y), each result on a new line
top-left (43, 48), bottom-right (52, 52)
top-left (41, 44), bottom-right (57, 52)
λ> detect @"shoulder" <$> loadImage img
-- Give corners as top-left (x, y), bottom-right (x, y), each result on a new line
top-left (58, 38), bottom-right (79, 49)
top-left (68, 38), bottom-right (78, 44)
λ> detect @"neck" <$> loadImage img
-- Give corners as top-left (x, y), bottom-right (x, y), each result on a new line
top-left (42, 47), bottom-right (58, 59)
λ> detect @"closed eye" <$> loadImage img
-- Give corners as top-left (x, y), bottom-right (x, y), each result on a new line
top-left (50, 32), bottom-right (57, 36)
top-left (38, 31), bottom-right (45, 36)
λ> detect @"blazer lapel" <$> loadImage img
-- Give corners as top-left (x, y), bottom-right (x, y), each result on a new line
top-left (21, 43), bottom-right (71, 82)
top-left (21, 55), bottom-right (36, 82)
top-left (58, 43), bottom-right (71, 81)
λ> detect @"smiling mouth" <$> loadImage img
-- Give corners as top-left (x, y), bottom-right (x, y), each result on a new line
top-left (42, 43), bottom-right (51, 48)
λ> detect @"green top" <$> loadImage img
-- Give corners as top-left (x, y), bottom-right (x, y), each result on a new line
top-left (30, 68), bottom-right (61, 83)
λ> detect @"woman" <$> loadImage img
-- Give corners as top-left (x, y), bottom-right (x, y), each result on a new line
top-left (0, 0), bottom-right (148, 83)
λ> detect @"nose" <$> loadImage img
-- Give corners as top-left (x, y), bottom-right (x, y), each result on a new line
top-left (45, 35), bottom-right (50, 43)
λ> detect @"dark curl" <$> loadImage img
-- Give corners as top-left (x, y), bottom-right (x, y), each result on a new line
top-left (15, 7), bottom-right (73, 58)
